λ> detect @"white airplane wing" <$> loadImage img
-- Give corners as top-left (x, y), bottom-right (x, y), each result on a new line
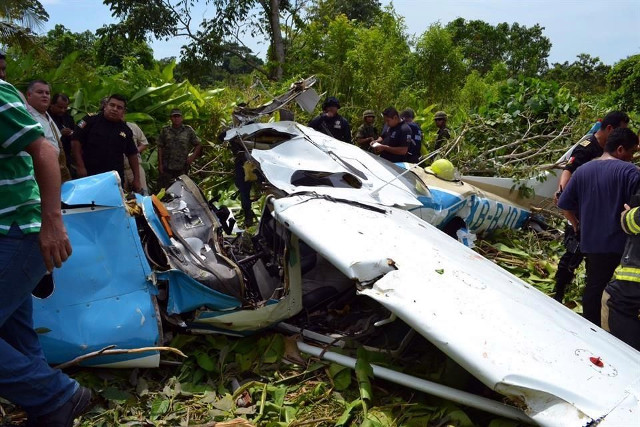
top-left (272, 194), bottom-right (640, 426)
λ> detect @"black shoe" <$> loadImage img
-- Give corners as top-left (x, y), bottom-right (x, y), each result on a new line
top-left (37, 386), bottom-right (92, 427)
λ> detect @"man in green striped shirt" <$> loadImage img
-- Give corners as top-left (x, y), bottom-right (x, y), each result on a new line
top-left (0, 80), bottom-right (91, 425)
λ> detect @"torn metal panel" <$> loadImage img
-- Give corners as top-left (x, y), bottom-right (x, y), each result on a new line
top-left (227, 122), bottom-right (425, 210)
top-left (61, 170), bottom-right (127, 207)
top-left (232, 76), bottom-right (318, 125)
top-left (227, 122), bottom-right (532, 234)
top-left (35, 173), bottom-right (161, 367)
top-left (270, 194), bottom-right (640, 426)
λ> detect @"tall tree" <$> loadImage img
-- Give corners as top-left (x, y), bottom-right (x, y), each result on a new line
top-left (608, 54), bottom-right (640, 113)
top-left (545, 53), bottom-right (610, 95)
top-left (446, 18), bottom-right (508, 75)
top-left (94, 24), bottom-right (155, 69)
top-left (445, 18), bottom-right (551, 77)
top-left (410, 23), bottom-right (466, 106)
top-left (40, 25), bottom-right (96, 64)
top-left (506, 23), bottom-right (551, 76)
top-left (307, 0), bottom-right (382, 27)
top-left (103, 0), bottom-right (301, 80)
top-left (0, 0), bottom-right (48, 51)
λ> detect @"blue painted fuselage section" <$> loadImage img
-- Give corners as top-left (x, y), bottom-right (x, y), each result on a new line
top-left (33, 173), bottom-right (161, 366)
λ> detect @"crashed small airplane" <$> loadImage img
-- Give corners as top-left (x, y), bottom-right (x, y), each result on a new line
top-left (34, 77), bottom-right (640, 426)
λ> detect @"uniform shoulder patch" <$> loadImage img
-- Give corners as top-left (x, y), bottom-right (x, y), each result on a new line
top-left (579, 139), bottom-right (591, 147)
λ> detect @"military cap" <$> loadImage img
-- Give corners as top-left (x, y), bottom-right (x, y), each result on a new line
top-left (363, 109), bottom-right (375, 118)
top-left (170, 108), bottom-right (182, 116)
top-left (434, 111), bottom-right (448, 120)
top-left (322, 97), bottom-right (341, 110)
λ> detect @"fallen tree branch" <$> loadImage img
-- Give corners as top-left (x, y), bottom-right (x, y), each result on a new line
top-left (54, 346), bottom-right (187, 370)
top-left (530, 206), bottom-right (565, 220)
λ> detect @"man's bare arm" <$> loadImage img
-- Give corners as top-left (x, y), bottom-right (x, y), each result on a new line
top-left (561, 209), bottom-right (580, 233)
top-left (127, 154), bottom-right (142, 192)
top-left (25, 137), bottom-right (72, 272)
top-left (158, 146), bottom-right (164, 174)
top-left (187, 144), bottom-right (202, 165)
top-left (71, 139), bottom-right (87, 177)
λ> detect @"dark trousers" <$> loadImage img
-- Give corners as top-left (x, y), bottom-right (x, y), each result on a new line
top-left (583, 253), bottom-right (621, 327)
top-left (157, 168), bottom-right (185, 191)
top-left (553, 224), bottom-right (583, 302)
top-left (0, 225), bottom-right (77, 416)
top-left (603, 287), bottom-right (640, 351)
top-left (234, 159), bottom-right (254, 223)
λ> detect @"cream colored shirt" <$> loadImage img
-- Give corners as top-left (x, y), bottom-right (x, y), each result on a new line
top-left (26, 104), bottom-right (61, 153)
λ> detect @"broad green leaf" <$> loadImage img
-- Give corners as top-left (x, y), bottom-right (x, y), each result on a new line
top-left (150, 397), bottom-right (170, 418)
top-left (262, 334), bottom-right (285, 364)
top-left (124, 112), bottom-right (155, 122)
top-left (130, 83), bottom-right (174, 103)
top-left (328, 363), bottom-right (352, 391)
top-left (493, 243), bottom-right (530, 257)
top-left (212, 394), bottom-right (234, 411)
top-left (161, 60), bottom-right (176, 81)
top-left (335, 399), bottom-right (362, 427)
top-left (143, 93), bottom-right (194, 113)
top-left (196, 352), bottom-right (216, 372)
top-left (53, 52), bottom-right (80, 81)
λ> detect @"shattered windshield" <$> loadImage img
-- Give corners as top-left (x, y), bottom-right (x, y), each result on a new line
top-left (365, 153), bottom-right (431, 198)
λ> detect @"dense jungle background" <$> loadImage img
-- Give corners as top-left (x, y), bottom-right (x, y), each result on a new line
top-left (1, 0), bottom-right (639, 426)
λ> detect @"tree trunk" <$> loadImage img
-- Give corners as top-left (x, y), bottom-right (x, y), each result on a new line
top-left (268, 0), bottom-right (285, 81)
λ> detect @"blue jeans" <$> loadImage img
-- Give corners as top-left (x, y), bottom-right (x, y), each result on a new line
top-left (0, 224), bottom-right (77, 416)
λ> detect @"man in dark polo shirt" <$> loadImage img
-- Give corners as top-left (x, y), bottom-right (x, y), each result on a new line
top-left (552, 111), bottom-right (630, 303)
top-left (558, 127), bottom-right (640, 326)
top-left (372, 107), bottom-right (412, 163)
top-left (71, 94), bottom-right (141, 192)
top-left (400, 108), bottom-right (423, 163)
top-left (308, 97), bottom-right (351, 143)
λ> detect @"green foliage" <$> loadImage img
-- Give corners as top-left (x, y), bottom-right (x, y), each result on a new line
top-left (307, 0), bottom-right (383, 27)
top-left (409, 23), bottom-right (466, 107)
top-left (545, 53), bottom-right (611, 96)
top-left (94, 24), bottom-right (155, 69)
top-left (608, 54), bottom-right (640, 114)
top-left (0, 0), bottom-right (48, 51)
top-left (460, 72), bottom-right (489, 112)
top-left (40, 24), bottom-right (96, 64)
top-left (446, 18), bottom-right (509, 75)
top-left (446, 18), bottom-right (551, 77)
top-left (103, 0), bottom-right (297, 79)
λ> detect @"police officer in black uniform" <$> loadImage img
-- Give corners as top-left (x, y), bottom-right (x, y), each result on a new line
top-left (400, 108), bottom-right (422, 163)
top-left (71, 94), bottom-right (141, 191)
top-left (553, 111), bottom-right (630, 303)
top-left (308, 97), bottom-right (351, 143)
top-left (372, 107), bottom-right (412, 163)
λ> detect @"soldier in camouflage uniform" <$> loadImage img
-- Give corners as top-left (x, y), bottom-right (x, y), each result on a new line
top-left (354, 109), bottom-right (378, 150)
top-left (157, 108), bottom-right (202, 190)
top-left (433, 111), bottom-right (450, 151)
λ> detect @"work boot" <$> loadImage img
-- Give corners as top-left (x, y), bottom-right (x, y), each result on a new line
top-left (37, 386), bottom-right (92, 427)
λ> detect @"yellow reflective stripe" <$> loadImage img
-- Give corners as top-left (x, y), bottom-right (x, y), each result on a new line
top-left (614, 266), bottom-right (640, 283)
top-left (617, 266), bottom-right (640, 275)
top-left (625, 207), bottom-right (640, 234)
top-left (614, 274), bottom-right (640, 283)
